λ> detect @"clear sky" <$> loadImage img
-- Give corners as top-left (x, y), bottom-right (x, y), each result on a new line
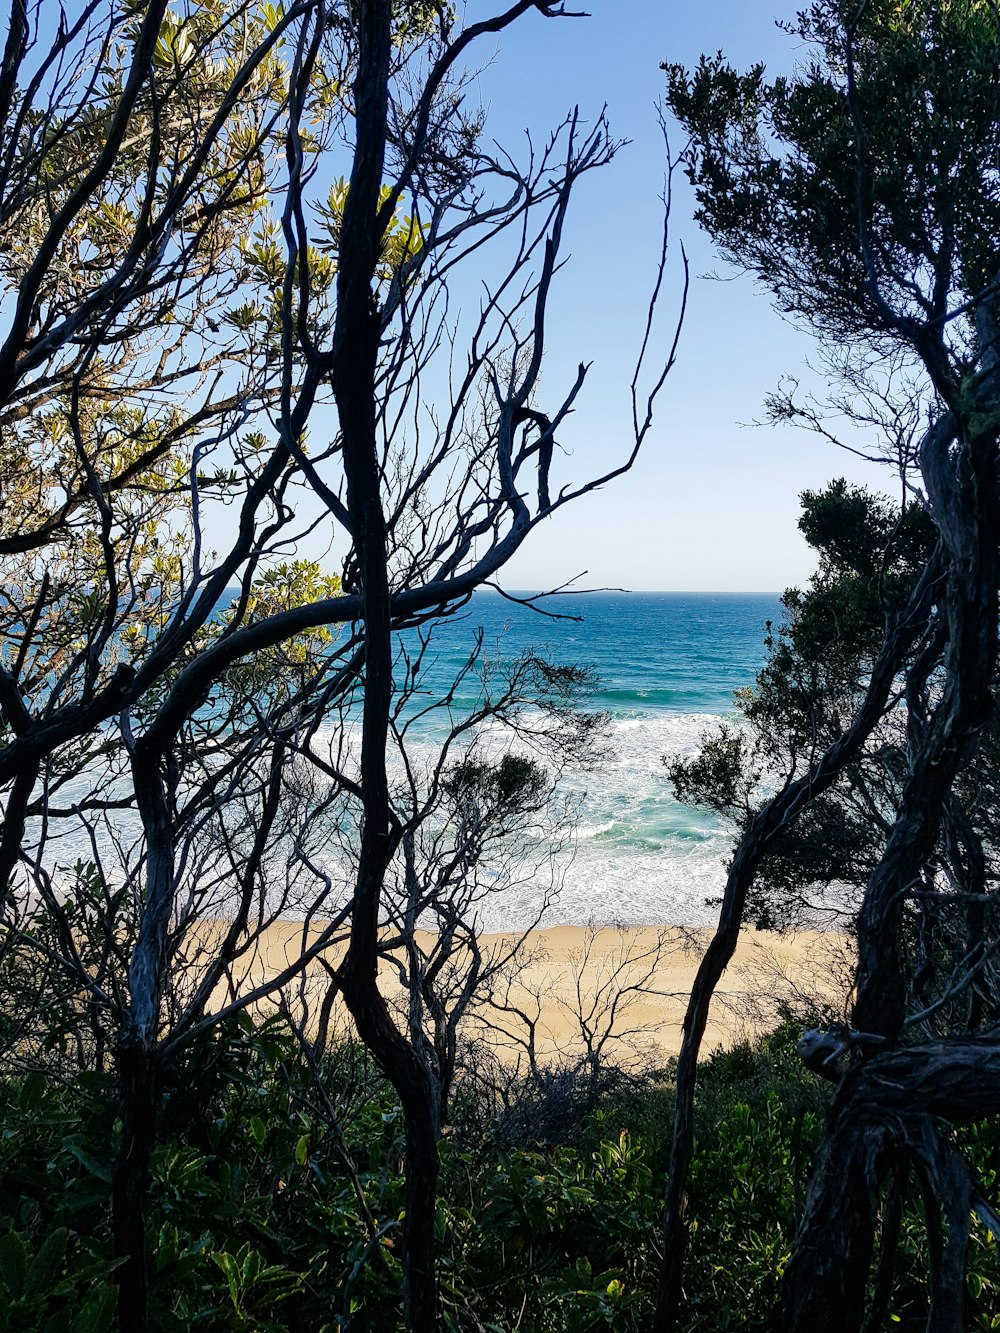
top-left (455, 1), bottom-right (893, 593)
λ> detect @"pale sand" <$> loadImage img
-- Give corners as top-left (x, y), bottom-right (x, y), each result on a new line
top-left (190, 921), bottom-right (851, 1066)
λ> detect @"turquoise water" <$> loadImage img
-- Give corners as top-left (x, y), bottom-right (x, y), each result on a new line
top-left (392, 592), bottom-right (781, 926)
top-left (46, 592), bottom-right (780, 928)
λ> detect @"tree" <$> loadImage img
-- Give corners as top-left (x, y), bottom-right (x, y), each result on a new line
top-left (341, 650), bottom-right (603, 1137)
top-left (669, 479), bottom-right (941, 931)
top-left (0, 2), bottom-right (679, 1328)
top-left (658, 3), bottom-right (1000, 1329)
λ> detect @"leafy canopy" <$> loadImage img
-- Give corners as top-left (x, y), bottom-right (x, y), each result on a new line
top-left (665, 0), bottom-right (1000, 370)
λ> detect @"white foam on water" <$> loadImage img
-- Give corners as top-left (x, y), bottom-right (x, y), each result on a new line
top-left (575, 820), bottom-right (616, 840)
top-left (374, 708), bottom-right (738, 929)
top-left (24, 709), bottom-right (737, 931)
top-left (470, 840), bottom-right (733, 933)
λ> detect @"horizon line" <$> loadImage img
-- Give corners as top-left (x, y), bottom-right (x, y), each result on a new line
top-left (483, 587), bottom-right (784, 597)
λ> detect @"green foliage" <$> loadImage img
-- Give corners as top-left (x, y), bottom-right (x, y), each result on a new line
top-left (437, 1127), bottom-right (655, 1330)
top-left (664, 0), bottom-right (1000, 348)
top-left (666, 722), bottom-right (759, 818)
top-left (668, 479), bottom-right (937, 928)
top-left (956, 1119), bottom-right (1000, 1330)
top-left (0, 1226), bottom-right (118, 1333)
top-left (5, 1013), bottom-right (998, 1329)
top-left (443, 752), bottom-right (549, 813)
top-left (314, 177), bottom-right (428, 279)
top-left (746, 480), bottom-right (935, 756)
top-left (0, 1071), bottom-right (121, 1332)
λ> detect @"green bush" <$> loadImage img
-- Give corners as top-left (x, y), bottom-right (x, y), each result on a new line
top-left (2, 1013), bottom-right (997, 1330)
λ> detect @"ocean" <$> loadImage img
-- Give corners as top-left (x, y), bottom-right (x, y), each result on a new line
top-left (394, 591), bottom-right (782, 928)
top-left (38, 591), bottom-right (781, 929)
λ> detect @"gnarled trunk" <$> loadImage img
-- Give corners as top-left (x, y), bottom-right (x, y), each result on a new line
top-left (776, 1100), bottom-right (892, 1333)
top-left (777, 414), bottom-right (1000, 1331)
top-left (779, 1039), bottom-right (1000, 1332)
top-left (654, 559), bottom-right (939, 1333)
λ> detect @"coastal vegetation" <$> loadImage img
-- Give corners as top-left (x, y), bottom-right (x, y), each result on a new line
top-left (659, 2), bottom-right (1000, 1329)
top-left (2, 0), bottom-right (1000, 1331)
top-left (0, 0), bottom-right (676, 1328)
top-left (7, 1005), bottom-right (1000, 1332)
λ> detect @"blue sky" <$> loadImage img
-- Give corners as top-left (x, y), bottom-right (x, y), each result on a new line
top-left (17, 3), bottom-right (896, 595)
top-left (458, 1), bottom-right (892, 593)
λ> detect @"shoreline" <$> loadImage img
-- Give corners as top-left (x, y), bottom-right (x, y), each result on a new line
top-left (189, 922), bottom-right (851, 1064)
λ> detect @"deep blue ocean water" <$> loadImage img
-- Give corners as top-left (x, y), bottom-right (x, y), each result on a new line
top-left (390, 591), bottom-right (782, 926)
top-left (404, 591), bottom-right (778, 715)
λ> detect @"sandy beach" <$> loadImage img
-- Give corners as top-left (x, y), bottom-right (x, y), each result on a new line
top-left (467, 924), bottom-right (851, 1063)
top-left (189, 921), bottom-right (851, 1066)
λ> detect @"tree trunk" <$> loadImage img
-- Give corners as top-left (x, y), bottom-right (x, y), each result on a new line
top-left (777, 410), bottom-right (1000, 1330)
top-left (330, 4), bottom-right (445, 1326)
top-left (778, 1037), bottom-right (1000, 1332)
top-left (112, 742), bottom-right (176, 1330)
top-left (341, 980), bottom-right (441, 1331)
top-left (654, 560), bottom-right (938, 1333)
top-left (112, 1035), bottom-right (159, 1333)
top-left (401, 1094), bottom-right (440, 1330)
top-left (776, 1099), bottom-right (892, 1333)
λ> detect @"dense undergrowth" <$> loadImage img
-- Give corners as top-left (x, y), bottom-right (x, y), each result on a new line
top-left (2, 1015), bottom-right (999, 1332)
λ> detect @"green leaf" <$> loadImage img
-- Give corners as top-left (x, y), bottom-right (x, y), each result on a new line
top-left (212, 1251), bottom-right (241, 1308)
top-left (62, 1138), bottom-right (112, 1184)
top-left (16, 1071), bottom-right (46, 1111)
top-left (72, 1285), bottom-right (117, 1333)
top-left (249, 1115), bottom-right (266, 1146)
top-left (240, 1247), bottom-right (260, 1285)
top-left (25, 1227), bottom-right (68, 1299)
top-left (0, 1230), bottom-right (28, 1298)
top-left (156, 1224), bottom-right (179, 1272)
